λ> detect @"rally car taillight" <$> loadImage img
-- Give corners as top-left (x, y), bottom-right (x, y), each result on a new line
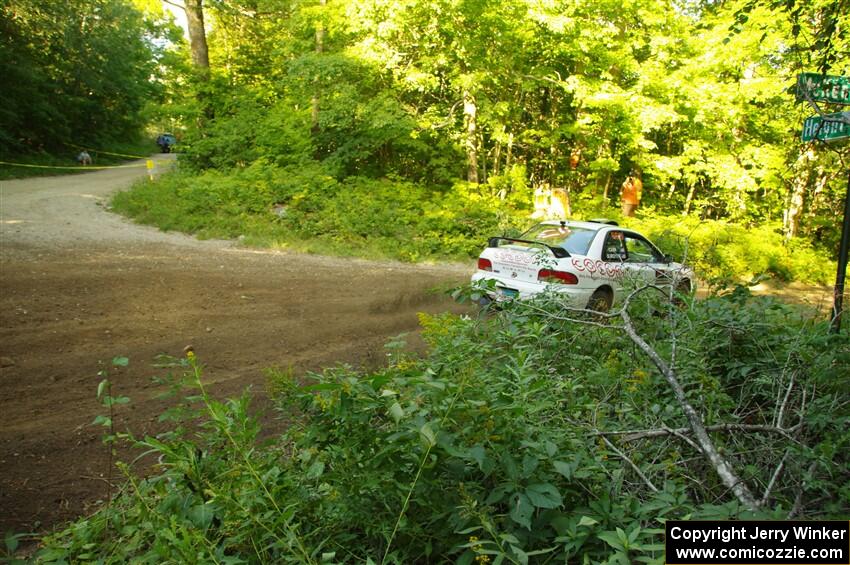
top-left (538, 269), bottom-right (578, 284)
top-left (478, 258), bottom-right (493, 271)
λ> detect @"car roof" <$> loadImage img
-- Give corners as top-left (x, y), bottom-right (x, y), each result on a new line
top-left (537, 219), bottom-right (619, 231)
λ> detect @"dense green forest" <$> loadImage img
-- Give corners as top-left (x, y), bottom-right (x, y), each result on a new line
top-left (0, 0), bottom-right (182, 154)
top-left (140, 0), bottom-right (844, 283)
top-left (3, 0), bottom-right (849, 562)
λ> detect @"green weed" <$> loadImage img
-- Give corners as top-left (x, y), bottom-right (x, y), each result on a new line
top-left (36, 289), bottom-right (850, 563)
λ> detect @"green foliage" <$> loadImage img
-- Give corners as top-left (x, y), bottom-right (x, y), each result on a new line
top-left (92, 357), bottom-right (132, 446)
top-left (732, 0), bottom-right (849, 74)
top-left (40, 355), bottom-right (313, 563)
top-left (0, 0), bottom-right (170, 155)
top-left (2, 530), bottom-right (32, 565)
top-left (112, 163), bottom-right (530, 262)
top-left (37, 291), bottom-right (850, 562)
top-left (624, 213), bottom-right (836, 285)
top-left (112, 161), bottom-right (834, 283)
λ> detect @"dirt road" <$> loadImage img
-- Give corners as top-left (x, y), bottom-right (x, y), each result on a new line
top-left (0, 155), bottom-right (470, 533)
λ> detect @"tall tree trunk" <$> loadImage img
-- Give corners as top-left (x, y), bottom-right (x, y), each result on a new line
top-left (784, 149), bottom-right (815, 239)
top-left (463, 90), bottom-right (479, 184)
top-left (807, 168), bottom-right (829, 221)
top-left (311, 0), bottom-right (326, 134)
top-left (184, 0), bottom-right (210, 71)
top-left (548, 143), bottom-right (557, 189)
top-left (683, 181), bottom-right (698, 216)
top-left (552, 187), bottom-right (571, 217)
top-left (601, 172), bottom-right (612, 200)
top-left (492, 125), bottom-right (503, 177)
top-left (481, 144), bottom-right (487, 184)
top-left (786, 181), bottom-right (805, 239)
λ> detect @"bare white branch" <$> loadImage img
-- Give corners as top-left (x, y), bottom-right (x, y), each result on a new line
top-left (617, 291), bottom-right (761, 510)
top-left (762, 450), bottom-right (790, 506)
top-left (663, 426), bottom-right (702, 452)
top-left (598, 434), bottom-right (659, 493)
top-left (775, 370), bottom-right (796, 429)
top-left (592, 423), bottom-right (801, 442)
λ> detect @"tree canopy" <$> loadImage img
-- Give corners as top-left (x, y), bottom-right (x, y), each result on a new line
top-left (0, 0), bottom-right (178, 153)
top-left (153, 0), bottom-right (847, 253)
top-left (3, 0), bottom-right (848, 259)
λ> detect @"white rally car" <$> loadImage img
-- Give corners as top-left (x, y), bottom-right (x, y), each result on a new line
top-left (471, 220), bottom-right (694, 310)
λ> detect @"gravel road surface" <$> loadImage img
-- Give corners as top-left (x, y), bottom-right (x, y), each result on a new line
top-left (0, 155), bottom-right (470, 532)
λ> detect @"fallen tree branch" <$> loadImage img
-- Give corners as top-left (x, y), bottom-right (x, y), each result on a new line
top-left (663, 425), bottom-right (701, 452)
top-left (762, 450), bottom-right (790, 506)
top-left (618, 291), bottom-right (761, 510)
top-left (591, 422), bottom-right (802, 443)
top-left (598, 434), bottom-right (659, 493)
top-left (517, 300), bottom-right (618, 329)
top-left (521, 281), bottom-right (771, 510)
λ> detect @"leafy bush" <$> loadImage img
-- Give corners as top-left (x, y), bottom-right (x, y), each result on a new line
top-left (36, 289), bottom-right (849, 563)
top-left (113, 163), bottom-right (835, 285)
top-left (112, 163), bottom-right (529, 262)
top-left (623, 213), bottom-right (835, 286)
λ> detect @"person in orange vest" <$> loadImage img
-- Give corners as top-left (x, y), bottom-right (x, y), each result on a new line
top-left (621, 170), bottom-right (642, 217)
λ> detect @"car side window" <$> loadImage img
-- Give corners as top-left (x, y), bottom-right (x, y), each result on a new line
top-left (602, 231), bottom-right (628, 262)
top-left (624, 234), bottom-right (662, 263)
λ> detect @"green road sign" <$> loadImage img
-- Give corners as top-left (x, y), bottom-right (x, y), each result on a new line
top-left (802, 111), bottom-right (850, 142)
top-left (797, 73), bottom-right (850, 105)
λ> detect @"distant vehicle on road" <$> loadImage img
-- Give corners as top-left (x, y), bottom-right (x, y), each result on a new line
top-left (156, 133), bottom-right (176, 153)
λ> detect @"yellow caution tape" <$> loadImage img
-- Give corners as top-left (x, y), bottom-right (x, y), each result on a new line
top-left (66, 142), bottom-right (148, 159)
top-left (0, 160), bottom-right (147, 170)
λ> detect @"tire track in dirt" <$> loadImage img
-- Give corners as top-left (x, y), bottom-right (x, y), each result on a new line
top-left (0, 156), bottom-right (470, 532)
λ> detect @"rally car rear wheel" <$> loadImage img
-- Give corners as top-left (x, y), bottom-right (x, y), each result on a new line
top-left (587, 288), bottom-right (613, 312)
top-left (672, 280), bottom-right (692, 306)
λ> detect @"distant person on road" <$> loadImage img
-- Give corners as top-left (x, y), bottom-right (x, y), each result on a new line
top-left (76, 151), bottom-right (92, 166)
top-left (621, 171), bottom-right (643, 217)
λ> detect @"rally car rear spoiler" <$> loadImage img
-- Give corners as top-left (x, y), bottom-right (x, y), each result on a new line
top-left (487, 237), bottom-right (571, 259)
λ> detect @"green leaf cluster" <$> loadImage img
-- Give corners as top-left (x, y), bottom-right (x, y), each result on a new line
top-left (36, 291), bottom-right (850, 562)
top-left (0, 0), bottom-right (172, 155)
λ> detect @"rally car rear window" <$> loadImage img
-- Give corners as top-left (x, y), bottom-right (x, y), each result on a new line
top-left (520, 224), bottom-right (597, 256)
